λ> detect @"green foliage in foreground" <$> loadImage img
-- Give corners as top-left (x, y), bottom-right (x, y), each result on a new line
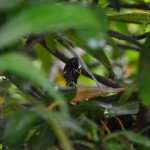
top-left (0, 0), bottom-right (150, 150)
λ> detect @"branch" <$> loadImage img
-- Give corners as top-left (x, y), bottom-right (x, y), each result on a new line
top-left (41, 42), bottom-right (122, 88)
top-left (108, 30), bottom-right (143, 48)
top-left (108, 2), bottom-right (150, 11)
top-left (117, 43), bottom-right (142, 52)
top-left (92, 0), bottom-right (99, 4)
top-left (131, 31), bottom-right (150, 40)
top-left (24, 35), bottom-right (122, 88)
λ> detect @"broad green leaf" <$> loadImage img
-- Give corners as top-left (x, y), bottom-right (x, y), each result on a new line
top-left (138, 35), bottom-right (150, 106)
top-left (99, 0), bottom-right (109, 8)
top-left (103, 142), bottom-right (126, 150)
top-left (118, 84), bottom-right (136, 104)
top-left (103, 131), bottom-right (150, 150)
top-left (76, 117), bottom-right (99, 141)
top-left (108, 13), bottom-right (150, 24)
top-left (0, 3), bottom-right (106, 48)
top-left (0, 53), bottom-right (69, 115)
top-left (0, 0), bottom-right (24, 10)
top-left (67, 33), bottom-right (114, 77)
top-left (105, 101), bottom-right (139, 117)
top-left (28, 124), bottom-right (57, 150)
top-left (106, 35), bottom-right (119, 59)
top-left (35, 43), bottom-right (52, 76)
top-left (123, 132), bottom-right (150, 148)
top-left (71, 100), bottom-right (139, 119)
top-left (1, 103), bottom-right (23, 118)
top-left (71, 101), bottom-right (104, 118)
top-left (4, 109), bottom-right (38, 147)
top-left (54, 113), bottom-right (85, 135)
top-left (34, 106), bottom-right (74, 150)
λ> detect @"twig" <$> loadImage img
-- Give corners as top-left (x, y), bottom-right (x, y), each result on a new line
top-left (24, 35), bottom-right (122, 88)
top-left (92, 0), bottom-right (99, 4)
top-left (131, 31), bottom-right (150, 40)
top-left (117, 43), bottom-right (142, 52)
top-left (55, 34), bottom-right (102, 88)
top-left (108, 2), bottom-right (150, 11)
top-left (108, 30), bottom-right (143, 48)
top-left (8, 75), bottom-right (43, 99)
top-left (43, 45), bottom-right (122, 88)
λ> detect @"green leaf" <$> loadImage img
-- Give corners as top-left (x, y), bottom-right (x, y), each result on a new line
top-left (55, 114), bottom-right (85, 135)
top-left (0, 0), bottom-right (24, 10)
top-left (71, 101), bottom-right (104, 118)
top-left (76, 117), bottom-right (99, 141)
top-left (67, 34), bottom-right (114, 77)
top-left (99, 0), bottom-right (109, 8)
top-left (0, 53), bottom-right (69, 116)
top-left (1, 103), bottom-right (23, 118)
top-left (105, 101), bottom-right (139, 117)
top-left (35, 43), bottom-right (52, 76)
top-left (108, 13), bottom-right (150, 24)
top-left (123, 132), bottom-right (150, 148)
top-left (107, 35), bottom-right (119, 59)
top-left (0, 3), bottom-right (106, 48)
top-left (138, 35), bottom-right (150, 106)
top-left (118, 84), bottom-right (136, 104)
top-left (103, 142), bottom-right (125, 150)
top-left (28, 124), bottom-right (56, 150)
top-left (4, 109), bottom-right (38, 147)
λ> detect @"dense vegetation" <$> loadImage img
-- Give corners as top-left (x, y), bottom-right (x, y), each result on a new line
top-left (0, 0), bottom-right (150, 150)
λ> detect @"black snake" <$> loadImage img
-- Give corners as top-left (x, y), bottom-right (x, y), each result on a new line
top-left (63, 57), bottom-right (82, 88)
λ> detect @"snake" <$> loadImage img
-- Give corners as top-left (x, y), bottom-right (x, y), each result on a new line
top-left (63, 57), bottom-right (82, 88)
top-left (63, 57), bottom-right (138, 132)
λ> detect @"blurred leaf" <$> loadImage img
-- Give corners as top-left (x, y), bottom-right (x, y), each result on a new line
top-left (118, 84), bottom-right (136, 104)
top-left (68, 33), bottom-right (114, 77)
top-left (138, 35), bottom-right (150, 106)
top-left (33, 106), bottom-right (74, 150)
top-left (105, 101), bottom-right (139, 117)
top-left (71, 100), bottom-right (139, 119)
top-left (4, 109), bottom-right (38, 147)
top-left (0, 53), bottom-right (69, 116)
top-left (55, 114), bottom-right (86, 135)
top-left (76, 117), bottom-right (99, 141)
top-left (71, 101), bottom-right (104, 118)
top-left (107, 35), bottom-right (119, 59)
top-left (123, 132), bottom-right (150, 148)
top-left (35, 43), bottom-right (52, 76)
top-left (43, 88), bottom-right (76, 106)
top-left (1, 103), bottom-right (23, 118)
top-left (108, 13), bottom-right (150, 24)
top-left (72, 87), bottom-right (125, 103)
top-left (28, 124), bottom-right (56, 150)
top-left (103, 142), bottom-right (126, 150)
top-left (0, 3), bottom-right (106, 48)
top-left (0, 0), bottom-right (24, 11)
top-left (60, 88), bottom-right (76, 101)
top-left (103, 131), bottom-right (150, 150)
top-left (99, 0), bottom-right (109, 8)
top-left (0, 96), bottom-right (4, 105)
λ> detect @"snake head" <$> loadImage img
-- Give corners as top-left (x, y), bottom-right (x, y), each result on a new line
top-left (63, 57), bottom-right (82, 87)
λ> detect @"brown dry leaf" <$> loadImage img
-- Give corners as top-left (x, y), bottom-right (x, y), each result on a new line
top-left (72, 87), bottom-right (126, 103)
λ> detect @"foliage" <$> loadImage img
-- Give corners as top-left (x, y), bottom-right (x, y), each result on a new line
top-left (0, 0), bottom-right (150, 150)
